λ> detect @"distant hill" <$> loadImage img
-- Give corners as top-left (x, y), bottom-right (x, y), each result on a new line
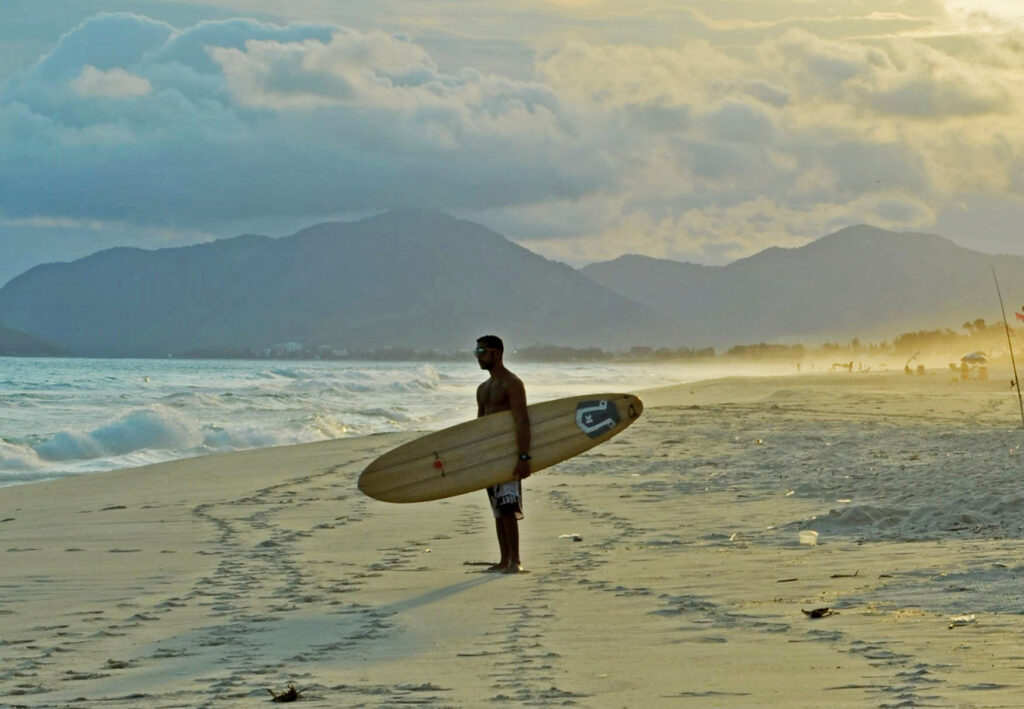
top-left (0, 210), bottom-right (678, 357)
top-left (0, 323), bottom-right (68, 356)
top-left (581, 225), bottom-right (1024, 346)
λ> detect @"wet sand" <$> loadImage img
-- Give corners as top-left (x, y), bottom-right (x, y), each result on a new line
top-left (2, 369), bottom-right (1024, 707)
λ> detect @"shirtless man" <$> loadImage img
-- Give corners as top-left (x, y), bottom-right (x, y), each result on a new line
top-left (475, 335), bottom-right (531, 574)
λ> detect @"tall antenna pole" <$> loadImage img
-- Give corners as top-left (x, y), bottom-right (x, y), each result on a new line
top-left (992, 266), bottom-right (1024, 430)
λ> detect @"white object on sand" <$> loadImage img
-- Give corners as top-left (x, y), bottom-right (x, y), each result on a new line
top-left (798, 530), bottom-right (819, 546)
top-left (949, 614), bottom-right (976, 628)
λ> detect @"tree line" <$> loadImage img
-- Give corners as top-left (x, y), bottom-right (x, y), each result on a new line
top-left (169, 316), bottom-right (1021, 362)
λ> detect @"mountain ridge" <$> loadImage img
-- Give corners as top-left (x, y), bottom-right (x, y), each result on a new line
top-left (0, 210), bottom-right (678, 356)
top-left (581, 224), bottom-right (1023, 346)
top-left (0, 322), bottom-right (69, 356)
top-left (2, 216), bottom-right (1020, 357)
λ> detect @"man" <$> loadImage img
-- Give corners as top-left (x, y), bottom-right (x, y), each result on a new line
top-left (475, 335), bottom-right (531, 574)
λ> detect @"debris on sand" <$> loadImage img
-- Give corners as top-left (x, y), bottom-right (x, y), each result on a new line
top-left (802, 607), bottom-right (838, 619)
top-left (948, 614), bottom-right (976, 629)
top-left (268, 684), bottom-right (305, 702)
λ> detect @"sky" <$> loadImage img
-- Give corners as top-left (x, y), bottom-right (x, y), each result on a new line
top-left (2, 0), bottom-right (1024, 286)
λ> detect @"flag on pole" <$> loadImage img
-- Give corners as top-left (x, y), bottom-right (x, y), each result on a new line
top-left (1017, 311), bottom-right (1024, 322)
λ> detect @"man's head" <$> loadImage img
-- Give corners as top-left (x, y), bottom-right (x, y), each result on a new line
top-left (475, 335), bottom-right (504, 370)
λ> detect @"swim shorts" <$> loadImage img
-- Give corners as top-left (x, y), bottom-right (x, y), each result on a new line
top-left (487, 480), bottom-right (524, 520)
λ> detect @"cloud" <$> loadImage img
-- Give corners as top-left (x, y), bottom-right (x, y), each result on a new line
top-left (0, 13), bottom-right (608, 227)
top-left (769, 27), bottom-right (1017, 119)
top-left (71, 65), bottom-right (151, 97)
top-left (519, 22), bottom-right (1024, 259)
top-left (772, 27), bottom-right (893, 88)
top-left (537, 39), bottom-right (747, 107)
top-left (862, 44), bottom-right (1012, 117)
top-left (3, 6), bottom-right (1024, 266)
top-left (702, 101), bottom-right (776, 143)
top-left (742, 79), bottom-right (790, 107)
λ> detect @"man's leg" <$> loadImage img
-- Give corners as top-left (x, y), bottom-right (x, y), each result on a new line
top-left (488, 517), bottom-right (511, 571)
top-left (499, 511), bottom-right (524, 573)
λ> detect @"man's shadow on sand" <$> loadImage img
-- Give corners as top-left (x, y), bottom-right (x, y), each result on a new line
top-left (379, 573), bottom-right (502, 616)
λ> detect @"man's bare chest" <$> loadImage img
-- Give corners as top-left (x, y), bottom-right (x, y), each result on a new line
top-left (480, 378), bottom-right (509, 412)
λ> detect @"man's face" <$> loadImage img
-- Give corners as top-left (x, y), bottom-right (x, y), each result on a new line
top-left (475, 343), bottom-right (499, 370)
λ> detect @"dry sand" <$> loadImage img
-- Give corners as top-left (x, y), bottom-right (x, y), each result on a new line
top-left (3, 369), bottom-right (1024, 707)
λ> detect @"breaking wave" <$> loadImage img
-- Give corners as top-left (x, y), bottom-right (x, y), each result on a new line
top-left (1, 357), bottom-right (697, 488)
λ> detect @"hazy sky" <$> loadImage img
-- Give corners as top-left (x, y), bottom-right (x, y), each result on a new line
top-left (2, 0), bottom-right (1024, 285)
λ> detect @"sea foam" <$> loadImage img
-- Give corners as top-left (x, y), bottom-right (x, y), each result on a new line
top-left (36, 406), bottom-right (201, 461)
top-left (0, 439), bottom-right (43, 470)
top-left (0, 357), bottom-right (699, 488)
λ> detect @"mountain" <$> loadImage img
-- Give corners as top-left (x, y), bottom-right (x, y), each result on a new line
top-left (581, 225), bottom-right (1024, 346)
top-left (0, 210), bottom-right (678, 357)
top-left (0, 323), bottom-right (69, 356)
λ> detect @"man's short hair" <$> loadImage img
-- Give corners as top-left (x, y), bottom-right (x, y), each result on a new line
top-left (477, 335), bottom-right (504, 352)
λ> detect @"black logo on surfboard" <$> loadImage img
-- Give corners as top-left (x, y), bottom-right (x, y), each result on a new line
top-left (575, 400), bottom-right (620, 438)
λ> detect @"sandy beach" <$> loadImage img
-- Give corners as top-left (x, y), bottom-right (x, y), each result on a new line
top-left (3, 369), bottom-right (1024, 707)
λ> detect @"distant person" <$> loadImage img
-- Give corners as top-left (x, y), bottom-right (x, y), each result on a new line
top-left (475, 335), bottom-right (531, 573)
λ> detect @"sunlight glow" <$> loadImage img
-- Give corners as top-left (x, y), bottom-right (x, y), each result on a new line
top-left (948, 0), bottom-right (1024, 21)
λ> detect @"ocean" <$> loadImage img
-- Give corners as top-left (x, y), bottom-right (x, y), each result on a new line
top-left (0, 357), bottom-right (759, 488)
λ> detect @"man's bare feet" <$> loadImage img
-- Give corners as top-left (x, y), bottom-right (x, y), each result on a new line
top-left (502, 564), bottom-right (527, 574)
top-left (485, 562), bottom-right (508, 572)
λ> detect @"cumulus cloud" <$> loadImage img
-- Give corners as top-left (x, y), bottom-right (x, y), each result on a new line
top-left (772, 27), bottom-right (893, 88)
top-left (2, 6), bottom-right (1024, 265)
top-left (525, 19), bottom-right (1024, 259)
top-left (702, 101), bottom-right (777, 143)
top-left (210, 30), bottom-right (434, 109)
top-left (71, 65), bottom-right (151, 97)
top-left (0, 13), bottom-right (607, 226)
top-left (769, 27), bottom-right (1014, 118)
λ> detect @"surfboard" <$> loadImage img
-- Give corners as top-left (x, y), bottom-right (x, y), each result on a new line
top-left (358, 393), bottom-right (643, 503)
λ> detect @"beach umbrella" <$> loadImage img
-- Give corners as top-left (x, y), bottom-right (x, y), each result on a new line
top-left (961, 351), bottom-right (988, 364)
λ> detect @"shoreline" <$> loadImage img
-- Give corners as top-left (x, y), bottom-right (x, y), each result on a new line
top-left (3, 370), bottom-right (1023, 706)
top-left (7, 365), bottom-right (1007, 493)
top-left (1, 357), bottom-right (721, 491)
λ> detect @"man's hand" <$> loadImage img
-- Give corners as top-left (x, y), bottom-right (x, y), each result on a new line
top-left (514, 459), bottom-right (532, 480)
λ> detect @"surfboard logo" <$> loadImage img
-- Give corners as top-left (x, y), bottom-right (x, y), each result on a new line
top-left (575, 400), bottom-right (620, 438)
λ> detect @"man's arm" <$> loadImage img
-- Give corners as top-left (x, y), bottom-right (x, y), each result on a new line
top-left (507, 377), bottom-right (531, 479)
